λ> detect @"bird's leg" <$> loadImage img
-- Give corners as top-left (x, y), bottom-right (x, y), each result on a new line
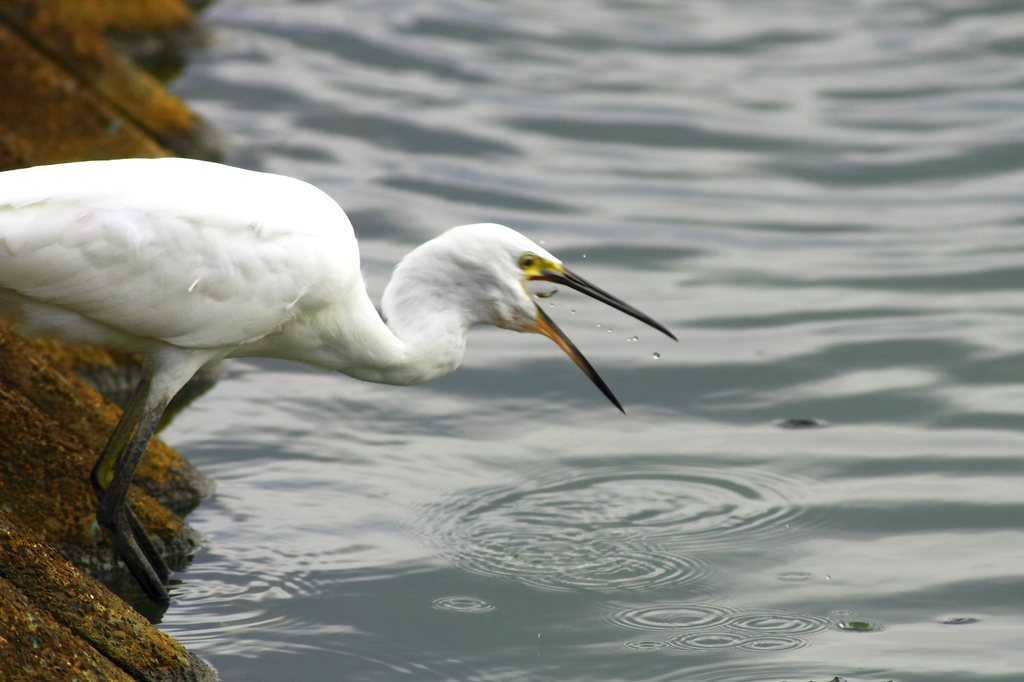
top-left (92, 374), bottom-right (173, 605)
top-left (91, 374), bottom-right (169, 577)
top-left (90, 375), bottom-right (150, 494)
top-left (90, 379), bottom-right (171, 584)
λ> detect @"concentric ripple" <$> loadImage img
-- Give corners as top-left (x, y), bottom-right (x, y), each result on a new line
top-left (438, 526), bottom-right (710, 592)
top-left (725, 611), bottom-right (829, 635)
top-left (605, 602), bottom-right (828, 653)
top-left (605, 602), bottom-right (734, 631)
top-left (667, 631), bottom-right (748, 650)
top-left (419, 465), bottom-right (808, 592)
top-left (665, 632), bottom-right (810, 653)
top-left (431, 596), bottom-right (496, 613)
top-left (622, 640), bottom-right (671, 651)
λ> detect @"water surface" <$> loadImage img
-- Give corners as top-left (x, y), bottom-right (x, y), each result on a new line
top-left (161, 1), bottom-right (1024, 680)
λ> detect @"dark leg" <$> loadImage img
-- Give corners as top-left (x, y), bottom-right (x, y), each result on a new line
top-left (90, 376), bottom-right (151, 493)
top-left (92, 375), bottom-right (173, 605)
top-left (90, 376), bottom-right (170, 582)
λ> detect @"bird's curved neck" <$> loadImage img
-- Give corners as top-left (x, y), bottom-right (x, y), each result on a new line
top-left (276, 274), bottom-right (469, 387)
top-left (338, 300), bottom-right (468, 386)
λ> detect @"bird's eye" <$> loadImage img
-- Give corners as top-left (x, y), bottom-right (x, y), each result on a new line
top-left (519, 253), bottom-right (537, 269)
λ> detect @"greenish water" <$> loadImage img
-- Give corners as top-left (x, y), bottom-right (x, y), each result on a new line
top-left (160, 1), bottom-right (1024, 680)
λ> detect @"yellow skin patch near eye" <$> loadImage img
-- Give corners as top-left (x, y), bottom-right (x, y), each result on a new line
top-left (518, 252), bottom-right (564, 282)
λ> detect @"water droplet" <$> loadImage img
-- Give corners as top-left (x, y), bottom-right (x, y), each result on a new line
top-left (652, 352), bottom-right (660, 359)
top-left (628, 336), bottom-right (638, 342)
top-left (539, 240), bottom-right (546, 245)
top-left (571, 310), bottom-right (576, 314)
top-left (942, 616), bottom-right (979, 625)
top-left (596, 324), bottom-right (601, 328)
top-left (582, 254), bottom-right (586, 258)
top-left (608, 328), bottom-right (614, 333)
top-left (776, 572), bottom-right (812, 581)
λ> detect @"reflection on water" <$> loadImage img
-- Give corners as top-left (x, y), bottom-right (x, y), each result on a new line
top-left (160, 0), bottom-right (1024, 680)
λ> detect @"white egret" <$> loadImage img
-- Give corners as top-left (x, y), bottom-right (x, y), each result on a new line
top-left (0, 157), bottom-right (675, 605)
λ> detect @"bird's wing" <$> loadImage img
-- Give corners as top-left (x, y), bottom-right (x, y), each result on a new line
top-left (0, 159), bottom-right (360, 349)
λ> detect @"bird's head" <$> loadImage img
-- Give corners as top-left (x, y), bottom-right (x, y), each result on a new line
top-left (383, 223), bottom-right (676, 411)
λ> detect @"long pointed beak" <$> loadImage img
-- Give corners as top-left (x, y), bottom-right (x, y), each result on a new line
top-left (527, 265), bottom-right (676, 412)
top-left (531, 306), bottom-right (626, 414)
top-left (535, 267), bottom-right (677, 341)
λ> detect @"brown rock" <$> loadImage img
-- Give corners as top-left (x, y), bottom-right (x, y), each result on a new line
top-left (0, 0), bottom-right (219, 159)
top-left (0, 20), bottom-right (169, 168)
top-left (0, 511), bottom-right (218, 682)
top-left (0, 575), bottom-right (136, 682)
top-left (25, 0), bottom-right (195, 34)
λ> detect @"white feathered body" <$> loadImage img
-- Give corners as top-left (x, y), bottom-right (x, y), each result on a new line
top-left (0, 158), bottom-right (402, 377)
